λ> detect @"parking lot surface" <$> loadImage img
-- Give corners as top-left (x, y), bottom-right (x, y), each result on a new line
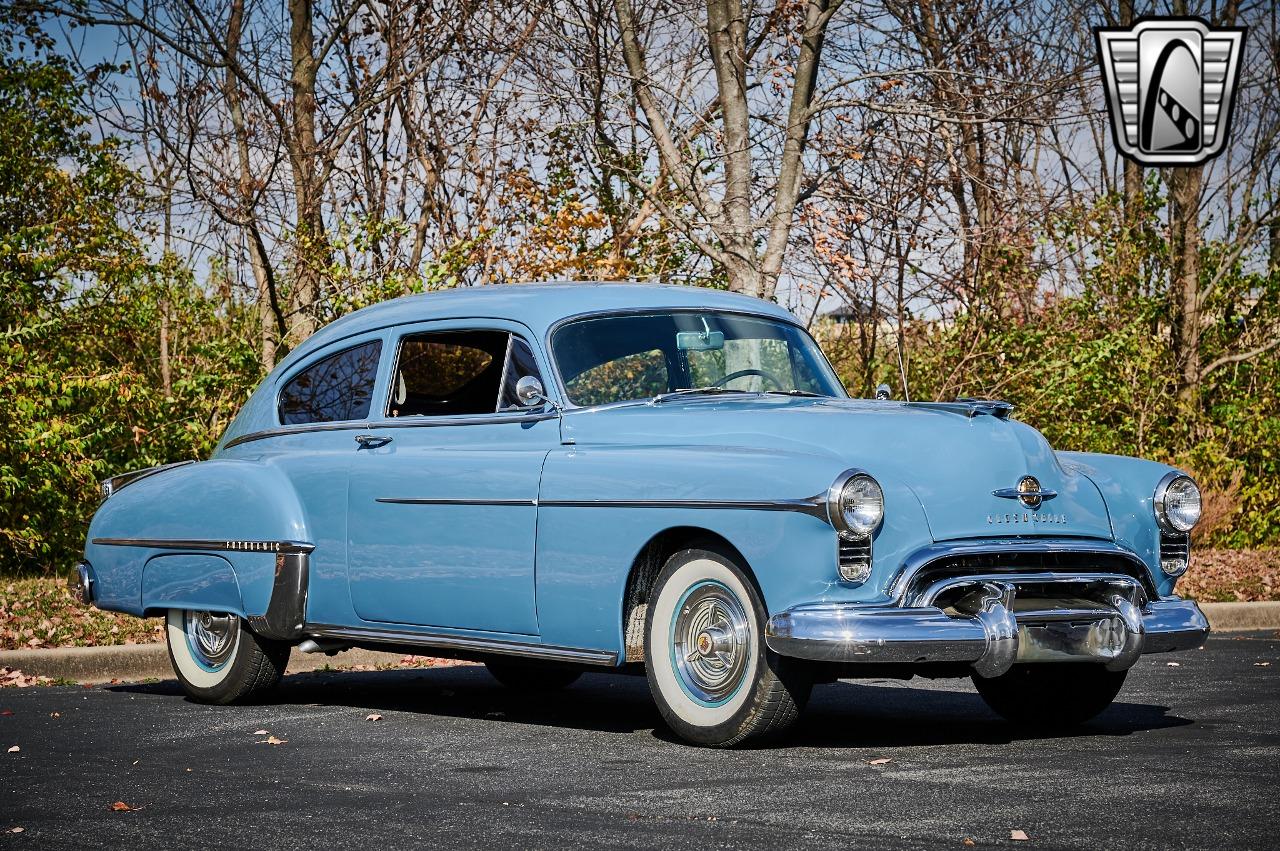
top-left (2, 632), bottom-right (1277, 849)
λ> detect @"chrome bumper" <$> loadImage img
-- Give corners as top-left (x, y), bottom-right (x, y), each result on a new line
top-left (764, 578), bottom-right (1208, 677)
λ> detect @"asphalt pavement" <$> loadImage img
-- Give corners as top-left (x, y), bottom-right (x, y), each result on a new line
top-left (2, 632), bottom-right (1277, 850)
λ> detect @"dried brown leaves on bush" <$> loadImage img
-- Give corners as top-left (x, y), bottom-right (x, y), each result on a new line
top-left (1180, 549), bottom-right (1280, 602)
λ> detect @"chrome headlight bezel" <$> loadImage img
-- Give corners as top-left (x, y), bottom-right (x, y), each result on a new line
top-left (826, 470), bottom-right (884, 539)
top-left (1154, 472), bottom-right (1201, 534)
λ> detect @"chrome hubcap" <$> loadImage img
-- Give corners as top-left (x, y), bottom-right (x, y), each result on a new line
top-left (184, 611), bottom-right (238, 670)
top-left (672, 582), bottom-right (750, 705)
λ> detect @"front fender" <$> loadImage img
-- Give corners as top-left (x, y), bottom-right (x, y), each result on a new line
top-left (534, 444), bottom-right (933, 652)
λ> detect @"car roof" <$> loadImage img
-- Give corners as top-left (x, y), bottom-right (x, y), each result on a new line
top-left (282, 281), bottom-right (800, 368)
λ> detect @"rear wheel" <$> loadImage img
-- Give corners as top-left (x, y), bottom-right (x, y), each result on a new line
top-left (972, 663), bottom-right (1127, 727)
top-left (484, 660), bottom-right (582, 691)
top-left (644, 548), bottom-right (811, 747)
top-left (165, 609), bottom-right (290, 704)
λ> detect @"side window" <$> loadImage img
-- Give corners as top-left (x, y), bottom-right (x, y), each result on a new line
top-left (278, 340), bottom-right (383, 425)
top-left (388, 329), bottom-right (528, 417)
top-left (498, 337), bottom-right (546, 411)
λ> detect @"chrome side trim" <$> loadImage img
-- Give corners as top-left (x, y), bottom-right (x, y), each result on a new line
top-left (305, 624), bottom-right (618, 666)
top-left (92, 537), bottom-right (315, 555)
top-left (537, 497), bottom-right (828, 519)
top-left (377, 498), bottom-right (537, 506)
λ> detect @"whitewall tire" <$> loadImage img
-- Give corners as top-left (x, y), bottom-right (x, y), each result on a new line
top-left (644, 548), bottom-right (811, 746)
top-left (165, 609), bottom-right (290, 704)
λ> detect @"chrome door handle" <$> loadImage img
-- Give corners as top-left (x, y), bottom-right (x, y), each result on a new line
top-left (355, 434), bottom-right (393, 449)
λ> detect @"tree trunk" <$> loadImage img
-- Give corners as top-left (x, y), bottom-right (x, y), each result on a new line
top-left (705, 0), bottom-right (758, 296)
top-left (287, 0), bottom-right (324, 346)
top-left (1167, 165), bottom-right (1203, 404)
top-left (226, 0), bottom-right (280, 369)
top-left (1119, 0), bottom-right (1143, 224)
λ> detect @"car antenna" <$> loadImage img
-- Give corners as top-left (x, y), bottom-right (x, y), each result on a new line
top-left (894, 318), bottom-right (911, 403)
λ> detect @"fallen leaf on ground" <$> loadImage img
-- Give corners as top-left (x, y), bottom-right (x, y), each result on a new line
top-left (9, 827), bottom-right (23, 834)
top-left (868, 757), bottom-right (892, 766)
top-left (256, 735), bottom-right (286, 745)
top-left (1255, 662), bottom-right (1271, 667)
top-left (1166, 662), bottom-right (1181, 667)
top-left (962, 839), bottom-right (975, 847)
top-left (252, 729), bottom-right (269, 735)
top-left (110, 801), bottom-right (137, 812)
top-left (6, 745), bottom-right (18, 753)
top-left (365, 713), bottom-right (383, 721)
top-left (49, 711), bottom-right (60, 718)
top-left (1010, 829), bottom-right (1029, 841)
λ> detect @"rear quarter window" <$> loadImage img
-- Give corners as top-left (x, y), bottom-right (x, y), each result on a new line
top-left (278, 340), bottom-right (383, 425)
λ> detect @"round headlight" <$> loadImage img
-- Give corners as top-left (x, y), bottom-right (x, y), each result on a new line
top-left (829, 472), bottom-right (884, 538)
top-left (1155, 473), bottom-right (1201, 533)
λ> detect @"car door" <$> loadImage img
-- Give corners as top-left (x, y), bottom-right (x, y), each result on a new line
top-left (345, 320), bottom-right (556, 634)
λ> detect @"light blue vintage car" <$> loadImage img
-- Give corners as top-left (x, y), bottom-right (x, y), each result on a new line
top-left (78, 283), bottom-right (1209, 746)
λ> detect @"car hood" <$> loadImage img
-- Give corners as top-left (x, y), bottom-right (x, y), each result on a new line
top-left (559, 395), bottom-right (1113, 542)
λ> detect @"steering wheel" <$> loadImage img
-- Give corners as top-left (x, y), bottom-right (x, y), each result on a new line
top-left (712, 368), bottom-right (785, 390)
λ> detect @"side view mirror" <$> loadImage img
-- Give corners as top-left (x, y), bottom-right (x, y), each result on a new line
top-left (875, 383), bottom-right (892, 400)
top-left (515, 375), bottom-right (551, 408)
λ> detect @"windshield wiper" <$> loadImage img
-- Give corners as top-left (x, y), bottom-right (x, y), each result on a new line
top-left (762, 389), bottom-right (826, 398)
top-left (651, 387), bottom-right (752, 404)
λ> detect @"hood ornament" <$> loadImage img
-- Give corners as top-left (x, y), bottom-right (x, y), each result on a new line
top-left (993, 476), bottom-right (1057, 509)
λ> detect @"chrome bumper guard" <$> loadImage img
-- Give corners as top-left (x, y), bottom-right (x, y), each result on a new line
top-left (764, 573), bottom-right (1209, 678)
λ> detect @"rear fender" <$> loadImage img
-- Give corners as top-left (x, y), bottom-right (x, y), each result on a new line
top-left (83, 459), bottom-right (309, 622)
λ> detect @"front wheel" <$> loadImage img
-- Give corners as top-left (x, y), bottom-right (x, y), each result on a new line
top-left (644, 548), bottom-right (811, 747)
top-left (165, 610), bottom-right (290, 704)
top-left (972, 663), bottom-right (1127, 727)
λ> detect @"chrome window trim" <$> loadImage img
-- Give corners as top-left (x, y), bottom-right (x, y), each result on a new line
top-left (224, 421), bottom-right (369, 449)
top-left (544, 306), bottom-right (848, 411)
top-left (305, 624), bottom-right (618, 666)
top-left (275, 337), bottom-right (384, 428)
top-left (223, 411), bottom-right (559, 449)
top-left (92, 537), bottom-right (315, 554)
top-left (101, 460), bottom-right (196, 499)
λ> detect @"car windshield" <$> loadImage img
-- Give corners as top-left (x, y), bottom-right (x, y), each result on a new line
top-left (552, 311), bottom-right (847, 407)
